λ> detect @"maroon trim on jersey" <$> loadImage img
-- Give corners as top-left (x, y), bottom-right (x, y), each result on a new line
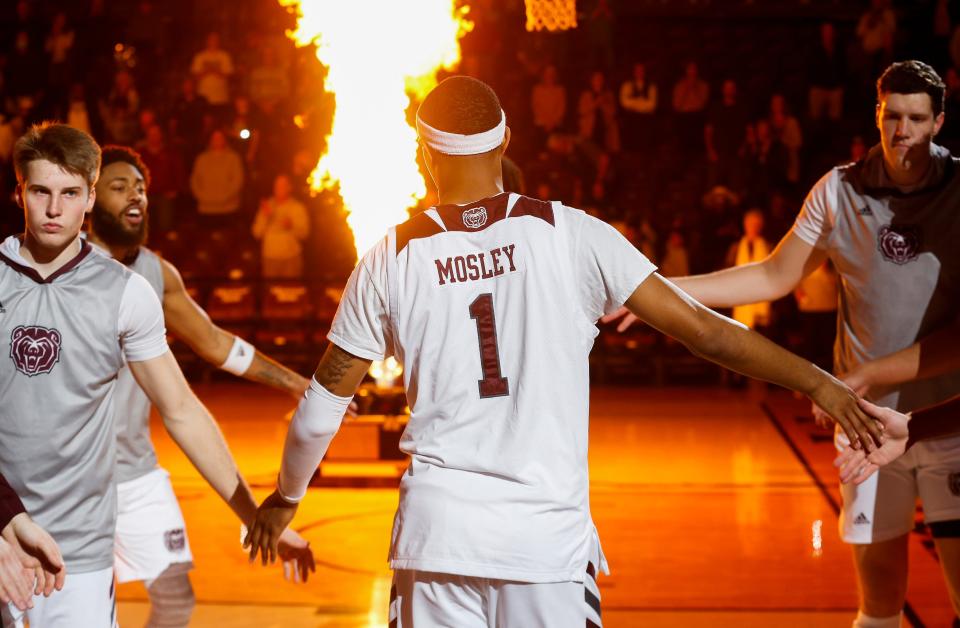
top-left (396, 211), bottom-right (446, 255)
top-left (509, 195), bottom-right (555, 226)
top-left (0, 238), bottom-right (93, 285)
top-left (0, 471), bottom-right (26, 531)
top-left (396, 194), bottom-right (555, 254)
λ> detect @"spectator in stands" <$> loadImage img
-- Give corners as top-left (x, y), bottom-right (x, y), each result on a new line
top-left (726, 209), bottom-right (771, 331)
top-left (171, 77), bottom-right (208, 162)
top-left (741, 120), bottom-right (789, 208)
top-left (807, 22), bottom-right (845, 122)
top-left (7, 31), bottom-right (42, 100)
top-left (619, 62), bottom-right (657, 151)
top-left (704, 79), bottom-right (749, 189)
top-left (140, 124), bottom-right (186, 232)
top-left (531, 65), bottom-right (566, 148)
top-left (228, 96), bottom-right (260, 166)
top-left (44, 12), bottom-right (74, 98)
top-left (249, 43), bottom-right (290, 111)
top-left (672, 61), bottom-right (709, 150)
top-left (768, 93), bottom-right (802, 184)
top-left (252, 174), bottom-right (310, 279)
top-left (671, 61), bottom-right (709, 114)
top-left (66, 83), bottom-right (94, 137)
top-left (578, 70), bottom-right (620, 153)
top-left (190, 129), bottom-right (244, 219)
top-left (856, 0), bottom-right (896, 73)
top-left (660, 230), bottom-right (690, 278)
top-left (191, 32), bottom-right (234, 109)
top-left (134, 108), bottom-right (158, 149)
top-left (100, 69), bottom-right (140, 145)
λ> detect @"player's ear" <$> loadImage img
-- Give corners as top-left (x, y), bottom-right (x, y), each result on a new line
top-left (85, 185), bottom-right (96, 214)
top-left (875, 103), bottom-right (881, 131)
top-left (933, 111), bottom-right (945, 137)
top-left (500, 126), bottom-right (511, 155)
top-left (420, 142), bottom-right (437, 185)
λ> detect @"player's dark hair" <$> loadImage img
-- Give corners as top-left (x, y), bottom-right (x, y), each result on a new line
top-left (417, 76), bottom-right (503, 136)
top-left (877, 60), bottom-right (945, 116)
top-left (14, 122), bottom-right (101, 189)
top-left (100, 145), bottom-right (151, 189)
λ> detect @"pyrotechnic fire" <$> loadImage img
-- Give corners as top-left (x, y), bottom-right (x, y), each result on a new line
top-left (280, 0), bottom-right (471, 259)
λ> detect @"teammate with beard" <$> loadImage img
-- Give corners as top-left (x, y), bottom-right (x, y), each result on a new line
top-left (605, 60), bottom-right (960, 627)
top-left (88, 146), bottom-right (317, 627)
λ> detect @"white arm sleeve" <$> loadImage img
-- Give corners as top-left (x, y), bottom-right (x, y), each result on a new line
top-left (790, 169), bottom-right (838, 249)
top-left (118, 273), bottom-right (169, 362)
top-left (568, 208), bottom-right (658, 322)
top-left (277, 378), bottom-right (352, 502)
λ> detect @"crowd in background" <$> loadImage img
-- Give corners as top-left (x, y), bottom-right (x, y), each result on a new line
top-left (0, 0), bottom-right (956, 377)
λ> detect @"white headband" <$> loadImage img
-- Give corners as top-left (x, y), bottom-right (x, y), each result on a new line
top-left (416, 110), bottom-right (507, 155)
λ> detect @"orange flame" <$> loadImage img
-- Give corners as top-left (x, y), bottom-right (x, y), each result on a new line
top-left (280, 1), bottom-right (471, 260)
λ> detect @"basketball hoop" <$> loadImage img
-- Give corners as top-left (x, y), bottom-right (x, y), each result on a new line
top-left (525, 0), bottom-right (577, 32)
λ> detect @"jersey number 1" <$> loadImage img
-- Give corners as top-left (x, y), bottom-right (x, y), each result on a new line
top-left (469, 293), bottom-right (509, 398)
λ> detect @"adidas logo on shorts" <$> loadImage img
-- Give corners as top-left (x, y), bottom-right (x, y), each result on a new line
top-left (853, 512), bottom-right (870, 525)
top-left (857, 206), bottom-right (873, 216)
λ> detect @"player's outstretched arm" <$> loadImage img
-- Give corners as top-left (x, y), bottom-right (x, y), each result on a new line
top-left (129, 352), bottom-right (260, 525)
top-left (160, 259), bottom-right (310, 398)
top-left (838, 319), bottom-right (960, 394)
top-left (603, 232), bottom-right (826, 331)
top-left (2, 513), bottom-right (65, 598)
top-left (245, 343), bottom-right (371, 565)
top-left (623, 272), bottom-right (883, 449)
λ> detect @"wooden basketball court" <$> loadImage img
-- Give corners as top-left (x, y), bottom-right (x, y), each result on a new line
top-left (116, 383), bottom-right (955, 627)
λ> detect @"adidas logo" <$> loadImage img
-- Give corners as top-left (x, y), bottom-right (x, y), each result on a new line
top-left (857, 206), bottom-right (873, 216)
top-left (853, 512), bottom-right (870, 525)
top-left (0, 299), bottom-right (5, 314)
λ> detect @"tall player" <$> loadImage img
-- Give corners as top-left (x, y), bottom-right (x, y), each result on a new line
top-left (243, 76), bottom-right (881, 626)
top-left (0, 122), bottom-right (306, 627)
top-left (605, 60), bottom-right (960, 626)
top-left (87, 145), bottom-right (316, 627)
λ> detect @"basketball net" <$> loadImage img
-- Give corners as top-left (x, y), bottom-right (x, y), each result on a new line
top-left (525, 0), bottom-right (577, 31)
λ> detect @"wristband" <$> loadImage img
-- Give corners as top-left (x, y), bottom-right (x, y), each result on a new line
top-left (221, 336), bottom-right (255, 376)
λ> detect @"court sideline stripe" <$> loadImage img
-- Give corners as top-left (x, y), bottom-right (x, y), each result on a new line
top-left (760, 402), bottom-right (924, 628)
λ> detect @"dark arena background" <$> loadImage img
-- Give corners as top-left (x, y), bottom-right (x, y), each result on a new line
top-left (1, 0), bottom-right (958, 626)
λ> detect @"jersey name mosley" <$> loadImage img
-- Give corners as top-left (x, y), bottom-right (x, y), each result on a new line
top-left (434, 244), bottom-right (517, 286)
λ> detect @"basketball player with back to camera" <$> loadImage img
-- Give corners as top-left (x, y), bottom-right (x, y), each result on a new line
top-left (245, 76), bottom-right (881, 626)
top-left (0, 122), bottom-right (305, 628)
top-left (87, 145), bottom-right (322, 627)
top-left (605, 60), bottom-right (960, 627)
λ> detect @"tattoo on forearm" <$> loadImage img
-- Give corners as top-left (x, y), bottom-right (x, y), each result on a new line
top-left (316, 346), bottom-right (354, 387)
top-left (245, 354), bottom-right (303, 394)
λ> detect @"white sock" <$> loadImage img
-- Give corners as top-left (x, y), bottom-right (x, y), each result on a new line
top-left (852, 611), bottom-right (902, 628)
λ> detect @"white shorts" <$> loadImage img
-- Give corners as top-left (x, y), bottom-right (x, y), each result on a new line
top-left (837, 429), bottom-right (960, 543)
top-left (2, 566), bottom-right (117, 628)
top-left (389, 562), bottom-right (603, 628)
top-left (114, 468), bottom-right (193, 583)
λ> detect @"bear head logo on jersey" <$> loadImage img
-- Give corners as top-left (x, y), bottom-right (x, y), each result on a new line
top-left (877, 224), bottom-right (921, 265)
top-left (462, 206), bottom-right (488, 229)
top-left (9, 325), bottom-right (62, 377)
top-left (164, 528), bottom-right (186, 553)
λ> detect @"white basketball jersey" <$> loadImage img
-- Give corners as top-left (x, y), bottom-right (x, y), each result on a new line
top-left (329, 192), bottom-right (656, 582)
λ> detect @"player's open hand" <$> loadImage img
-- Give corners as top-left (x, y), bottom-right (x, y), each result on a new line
top-left (0, 536), bottom-right (33, 611)
top-left (834, 399), bottom-right (909, 485)
top-left (3, 513), bottom-right (65, 597)
top-left (809, 376), bottom-right (884, 452)
top-left (244, 490), bottom-right (298, 566)
top-left (600, 306), bottom-right (640, 332)
top-left (277, 528), bottom-right (316, 583)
